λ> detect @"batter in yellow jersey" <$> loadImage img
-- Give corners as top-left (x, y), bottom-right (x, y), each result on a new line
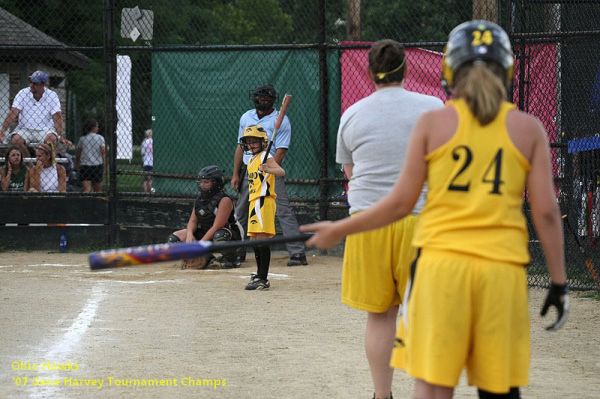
top-left (247, 150), bottom-right (277, 237)
top-left (238, 124), bottom-right (285, 291)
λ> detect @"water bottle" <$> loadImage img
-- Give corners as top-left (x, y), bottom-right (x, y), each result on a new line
top-left (59, 232), bottom-right (68, 253)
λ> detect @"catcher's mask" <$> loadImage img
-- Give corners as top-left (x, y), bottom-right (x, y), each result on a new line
top-left (441, 20), bottom-right (514, 95)
top-left (250, 84), bottom-right (277, 113)
top-left (196, 165), bottom-right (225, 199)
top-left (239, 125), bottom-right (268, 154)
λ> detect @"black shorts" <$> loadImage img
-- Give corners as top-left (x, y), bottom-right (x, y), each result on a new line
top-left (79, 165), bottom-right (104, 183)
top-left (143, 165), bottom-right (153, 181)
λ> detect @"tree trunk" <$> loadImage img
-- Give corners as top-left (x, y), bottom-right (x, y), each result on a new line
top-left (347, 0), bottom-right (361, 41)
top-left (473, 0), bottom-right (498, 22)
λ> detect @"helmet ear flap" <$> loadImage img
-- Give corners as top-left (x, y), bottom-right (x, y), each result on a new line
top-left (441, 52), bottom-right (453, 87)
top-left (505, 64), bottom-right (514, 84)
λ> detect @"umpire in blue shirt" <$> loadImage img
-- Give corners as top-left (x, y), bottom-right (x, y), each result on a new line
top-left (231, 84), bottom-right (308, 267)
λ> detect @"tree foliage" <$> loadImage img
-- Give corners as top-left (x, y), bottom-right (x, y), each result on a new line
top-left (0, 0), bottom-right (467, 142)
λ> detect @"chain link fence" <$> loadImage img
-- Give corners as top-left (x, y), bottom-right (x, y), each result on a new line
top-left (0, 0), bottom-right (599, 289)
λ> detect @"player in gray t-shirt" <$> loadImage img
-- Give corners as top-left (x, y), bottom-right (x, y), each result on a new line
top-left (335, 39), bottom-right (444, 399)
top-left (76, 119), bottom-right (106, 192)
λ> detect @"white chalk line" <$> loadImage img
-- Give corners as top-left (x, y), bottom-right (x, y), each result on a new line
top-left (103, 279), bottom-right (180, 285)
top-left (46, 284), bottom-right (106, 359)
top-left (29, 283), bottom-right (106, 398)
top-left (0, 263), bottom-right (85, 268)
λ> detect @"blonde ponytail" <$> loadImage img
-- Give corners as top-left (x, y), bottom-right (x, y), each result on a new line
top-left (454, 63), bottom-right (507, 125)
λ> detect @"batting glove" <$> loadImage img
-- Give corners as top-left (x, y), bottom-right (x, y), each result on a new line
top-left (540, 283), bottom-right (570, 331)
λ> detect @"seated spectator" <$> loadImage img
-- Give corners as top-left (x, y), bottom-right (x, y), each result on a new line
top-left (43, 136), bottom-right (77, 190)
top-left (75, 119), bottom-right (106, 192)
top-left (168, 165), bottom-right (243, 269)
top-left (0, 70), bottom-right (72, 157)
top-left (25, 142), bottom-right (66, 192)
top-left (0, 145), bottom-right (28, 191)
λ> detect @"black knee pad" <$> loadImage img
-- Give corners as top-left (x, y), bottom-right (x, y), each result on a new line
top-left (478, 388), bottom-right (520, 399)
top-left (167, 234), bottom-right (180, 243)
top-left (213, 228), bottom-right (232, 242)
top-left (213, 229), bottom-right (236, 261)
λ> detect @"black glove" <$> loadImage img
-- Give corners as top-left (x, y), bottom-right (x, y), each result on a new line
top-left (540, 283), bottom-right (570, 331)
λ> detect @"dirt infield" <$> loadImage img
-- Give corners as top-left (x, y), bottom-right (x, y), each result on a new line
top-left (1, 251), bottom-right (598, 398)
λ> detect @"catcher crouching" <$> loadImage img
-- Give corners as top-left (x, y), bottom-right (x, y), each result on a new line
top-left (167, 165), bottom-right (243, 269)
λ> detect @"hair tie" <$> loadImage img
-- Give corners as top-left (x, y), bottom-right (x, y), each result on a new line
top-left (376, 57), bottom-right (407, 80)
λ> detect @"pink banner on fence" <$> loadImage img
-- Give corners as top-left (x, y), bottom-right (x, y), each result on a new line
top-left (512, 43), bottom-right (557, 142)
top-left (339, 43), bottom-right (447, 194)
top-left (340, 43), bottom-right (557, 142)
top-left (340, 43), bottom-right (447, 113)
top-left (340, 42), bottom-right (559, 194)
top-left (512, 43), bottom-right (560, 197)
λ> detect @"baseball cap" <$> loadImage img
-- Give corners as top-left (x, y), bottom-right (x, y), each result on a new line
top-left (29, 70), bottom-right (49, 84)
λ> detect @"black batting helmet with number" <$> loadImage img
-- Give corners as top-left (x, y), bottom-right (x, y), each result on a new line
top-left (196, 165), bottom-right (225, 197)
top-left (441, 20), bottom-right (514, 92)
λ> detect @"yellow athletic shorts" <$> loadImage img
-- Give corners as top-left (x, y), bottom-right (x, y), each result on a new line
top-left (391, 248), bottom-right (530, 393)
top-left (341, 214), bottom-right (418, 313)
top-left (248, 196), bottom-right (276, 237)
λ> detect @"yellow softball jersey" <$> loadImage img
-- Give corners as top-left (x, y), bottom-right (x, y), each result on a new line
top-left (413, 99), bottom-right (531, 265)
top-left (247, 151), bottom-right (277, 202)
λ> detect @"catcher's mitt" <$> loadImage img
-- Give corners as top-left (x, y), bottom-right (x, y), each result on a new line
top-left (180, 255), bottom-right (214, 270)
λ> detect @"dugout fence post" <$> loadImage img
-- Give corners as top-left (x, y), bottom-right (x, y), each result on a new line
top-left (104, 0), bottom-right (118, 246)
top-left (318, 0), bottom-right (329, 225)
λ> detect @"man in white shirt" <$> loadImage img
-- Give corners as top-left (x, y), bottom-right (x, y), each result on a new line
top-left (0, 70), bottom-right (71, 157)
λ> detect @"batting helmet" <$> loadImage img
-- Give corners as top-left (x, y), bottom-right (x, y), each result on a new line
top-left (251, 84), bottom-right (277, 112)
top-left (239, 125), bottom-right (268, 153)
top-left (196, 165), bottom-right (225, 197)
top-left (441, 20), bottom-right (514, 92)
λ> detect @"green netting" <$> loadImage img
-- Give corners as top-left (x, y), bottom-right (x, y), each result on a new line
top-left (152, 49), bottom-right (342, 198)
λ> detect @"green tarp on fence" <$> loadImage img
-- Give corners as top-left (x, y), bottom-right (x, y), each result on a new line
top-left (152, 49), bottom-right (342, 199)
